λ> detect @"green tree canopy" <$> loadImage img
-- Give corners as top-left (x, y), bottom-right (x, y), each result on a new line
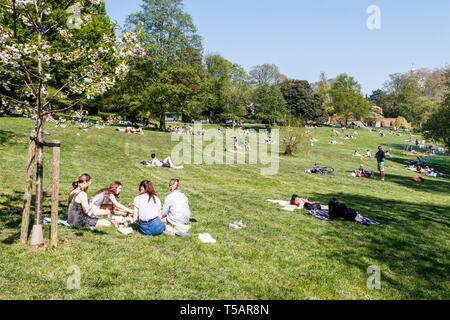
top-left (423, 72), bottom-right (450, 149)
top-left (330, 74), bottom-right (370, 123)
top-left (252, 84), bottom-right (287, 125)
top-left (279, 79), bottom-right (327, 122)
top-left (108, 0), bottom-right (204, 129)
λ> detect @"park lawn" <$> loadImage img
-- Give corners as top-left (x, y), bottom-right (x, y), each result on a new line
top-left (0, 117), bottom-right (449, 300)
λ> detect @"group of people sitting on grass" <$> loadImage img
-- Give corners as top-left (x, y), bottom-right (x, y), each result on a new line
top-left (353, 150), bottom-right (372, 158)
top-left (68, 174), bottom-right (191, 236)
top-left (168, 125), bottom-right (193, 135)
top-left (405, 165), bottom-right (447, 178)
top-left (226, 137), bottom-right (251, 153)
top-left (116, 127), bottom-right (144, 135)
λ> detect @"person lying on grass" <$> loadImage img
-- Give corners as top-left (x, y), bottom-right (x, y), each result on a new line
top-left (68, 174), bottom-right (119, 228)
top-left (116, 127), bottom-right (144, 135)
top-left (147, 153), bottom-right (184, 169)
top-left (132, 180), bottom-right (186, 237)
top-left (89, 181), bottom-right (134, 217)
top-left (284, 195), bottom-right (322, 210)
top-left (353, 150), bottom-right (364, 157)
top-left (160, 179), bottom-right (192, 233)
top-left (351, 166), bottom-right (374, 178)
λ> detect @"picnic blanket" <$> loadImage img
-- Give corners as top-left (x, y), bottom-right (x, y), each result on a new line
top-left (42, 217), bottom-right (70, 226)
top-left (305, 210), bottom-right (380, 225)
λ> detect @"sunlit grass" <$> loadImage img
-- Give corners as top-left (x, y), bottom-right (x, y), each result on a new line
top-left (0, 117), bottom-right (449, 300)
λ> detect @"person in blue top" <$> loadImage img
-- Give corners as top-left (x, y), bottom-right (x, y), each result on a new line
top-left (375, 145), bottom-right (386, 181)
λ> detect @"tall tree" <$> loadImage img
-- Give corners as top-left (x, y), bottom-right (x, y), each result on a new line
top-left (423, 71), bottom-right (450, 149)
top-left (330, 74), bottom-right (370, 123)
top-left (252, 84), bottom-right (287, 125)
top-left (124, 0), bottom-right (203, 130)
top-left (278, 79), bottom-right (327, 122)
top-left (316, 72), bottom-right (334, 115)
top-left (249, 64), bottom-right (287, 86)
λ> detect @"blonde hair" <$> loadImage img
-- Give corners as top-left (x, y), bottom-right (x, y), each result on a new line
top-left (169, 179), bottom-right (179, 192)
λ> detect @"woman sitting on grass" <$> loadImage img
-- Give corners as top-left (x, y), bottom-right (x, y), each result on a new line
top-left (89, 181), bottom-right (133, 217)
top-left (161, 179), bottom-right (192, 233)
top-left (132, 180), bottom-right (183, 236)
top-left (68, 174), bottom-right (118, 228)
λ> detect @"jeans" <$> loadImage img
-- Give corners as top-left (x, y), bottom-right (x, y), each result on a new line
top-left (140, 218), bottom-right (166, 236)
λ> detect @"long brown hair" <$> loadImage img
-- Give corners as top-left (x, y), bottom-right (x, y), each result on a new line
top-left (139, 180), bottom-right (158, 204)
top-left (93, 181), bottom-right (122, 202)
top-left (72, 173), bottom-right (91, 192)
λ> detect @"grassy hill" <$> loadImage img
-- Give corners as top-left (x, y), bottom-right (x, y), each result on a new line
top-left (0, 117), bottom-right (449, 299)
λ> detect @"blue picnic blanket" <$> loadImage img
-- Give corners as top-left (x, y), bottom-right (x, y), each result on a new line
top-left (305, 210), bottom-right (380, 225)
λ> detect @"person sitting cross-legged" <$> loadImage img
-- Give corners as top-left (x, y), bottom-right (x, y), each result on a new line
top-left (160, 179), bottom-right (191, 233)
top-left (68, 174), bottom-right (118, 228)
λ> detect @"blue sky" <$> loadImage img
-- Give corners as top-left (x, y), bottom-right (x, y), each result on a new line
top-left (104, 0), bottom-right (450, 94)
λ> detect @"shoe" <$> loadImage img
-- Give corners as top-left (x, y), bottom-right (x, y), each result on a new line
top-left (198, 233), bottom-right (216, 243)
top-left (229, 223), bottom-right (240, 229)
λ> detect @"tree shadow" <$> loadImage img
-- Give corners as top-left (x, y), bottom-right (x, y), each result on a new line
top-left (307, 192), bottom-right (450, 298)
top-left (0, 190), bottom-right (69, 244)
top-left (385, 173), bottom-right (450, 194)
top-left (0, 129), bottom-right (18, 145)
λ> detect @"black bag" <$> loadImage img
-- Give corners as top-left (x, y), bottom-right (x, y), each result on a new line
top-left (328, 198), bottom-right (358, 221)
top-left (304, 202), bottom-right (321, 210)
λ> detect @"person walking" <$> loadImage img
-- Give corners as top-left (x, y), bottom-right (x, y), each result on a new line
top-left (376, 145), bottom-right (386, 181)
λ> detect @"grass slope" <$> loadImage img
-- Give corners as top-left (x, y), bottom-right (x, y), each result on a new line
top-left (0, 118), bottom-right (449, 300)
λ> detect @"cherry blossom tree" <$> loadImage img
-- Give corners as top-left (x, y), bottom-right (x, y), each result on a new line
top-left (0, 0), bottom-right (145, 245)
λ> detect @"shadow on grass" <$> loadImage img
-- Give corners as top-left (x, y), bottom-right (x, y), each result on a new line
top-left (309, 192), bottom-right (450, 299)
top-left (384, 173), bottom-right (450, 194)
top-left (0, 190), bottom-right (72, 244)
top-left (0, 129), bottom-right (18, 145)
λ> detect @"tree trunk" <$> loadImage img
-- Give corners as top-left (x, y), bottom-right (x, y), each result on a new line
top-left (159, 104), bottom-right (166, 131)
top-left (31, 10), bottom-right (45, 246)
top-left (34, 117), bottom-right (44, 226)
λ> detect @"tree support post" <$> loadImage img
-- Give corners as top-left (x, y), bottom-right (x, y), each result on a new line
top-left (50, 141), bottom-right (60, 248)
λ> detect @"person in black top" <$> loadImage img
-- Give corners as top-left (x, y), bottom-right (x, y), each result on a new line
top-left (375, 146), bottom-right (386, 181)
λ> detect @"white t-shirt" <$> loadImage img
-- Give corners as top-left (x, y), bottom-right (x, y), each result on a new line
top-left (161, 190), bottom-right (191, 225)
top-left (133, 193), bottom-right (161, 222)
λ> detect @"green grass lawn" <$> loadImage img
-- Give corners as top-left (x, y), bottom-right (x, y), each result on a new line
top-left (0, 117), bottom-right (449, 300)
